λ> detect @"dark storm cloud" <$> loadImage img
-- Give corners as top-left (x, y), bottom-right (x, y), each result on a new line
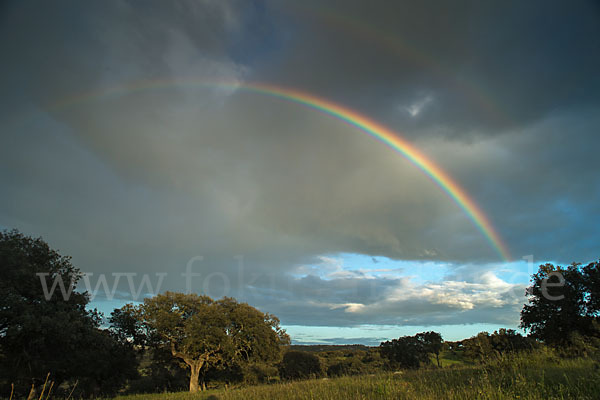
top-left (265, 0), bottom-right (600, 136)
top-left (1, 0), bottom-right (598, 332)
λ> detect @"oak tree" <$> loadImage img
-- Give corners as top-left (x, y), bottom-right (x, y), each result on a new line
top-left (124, 292), bottom-right (289, 392)
top-left (520, 262), bottom-right (600, 345)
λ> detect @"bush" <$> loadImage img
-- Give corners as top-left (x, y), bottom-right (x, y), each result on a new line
top-left (279, 351), bottom-right (324, 380)
top-left (463, 329), bottom-right (537, 363)
top-left (243, 363), bottom-right (280, 385)
top-left (327, 358), bottom-right (365, 377)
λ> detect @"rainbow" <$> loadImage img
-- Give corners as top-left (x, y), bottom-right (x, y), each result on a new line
top-left (50, 80), bottom-right (511, 261)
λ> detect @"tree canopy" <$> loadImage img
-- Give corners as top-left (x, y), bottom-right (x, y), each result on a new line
top-left (0, 229), bottom-right (137, 397)
top-left (520, 261), bottom-right (600, 345)
top-left (462, 329), bottom-right (534, 363)
top-left (415, 331), bottom-right (444, 367)
top-left (379, 331), bottom-right (443, 369)
top-left (113, 292), bottom-right (290, 392)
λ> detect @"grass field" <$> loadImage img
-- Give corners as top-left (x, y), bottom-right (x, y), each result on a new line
top-left (107, 351), bottom-right (600, 400)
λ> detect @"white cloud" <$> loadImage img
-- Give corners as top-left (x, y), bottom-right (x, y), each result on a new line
top-left (239, 262), bottom-right (527, 328)
top-left (404, 95), bottom-right (433, 117)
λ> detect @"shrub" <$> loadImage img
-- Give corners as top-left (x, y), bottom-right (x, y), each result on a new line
top-left (279, 351), bottom-right (324, 380)
top-left (327, 358), bottom-right (365, 377)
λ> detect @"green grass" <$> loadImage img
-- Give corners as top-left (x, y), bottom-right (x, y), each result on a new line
top-left (107, 352), bottom-right (600, 400)
top-left (434, 348), bottom-right (472, 368)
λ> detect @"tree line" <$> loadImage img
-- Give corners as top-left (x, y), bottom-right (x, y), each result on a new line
top-left (1, 229), bottom-right (599, 397)
top-left (0, 230), bottom-right (290, 397)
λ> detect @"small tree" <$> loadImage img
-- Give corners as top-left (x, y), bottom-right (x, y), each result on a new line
top-left (415, 331), bottom-right (443, 367)
top-left (379, 335), bottom-right (430, 369)
top-left (122, 292), bottom-right (289, 392)
top-left (489, 328), bottom-right (533, 353)
top-left (463, 332), bottom-right (493, 363)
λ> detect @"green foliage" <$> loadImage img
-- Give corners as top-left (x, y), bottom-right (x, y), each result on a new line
top-left (117, 292), bottom-right (290, 392)
top-left (415, 331), bottom-right (443, 367)
top-left (105, 350), bottom-right (600, 400)
top-left (0, 229), bottom-right (137, 397)
top-left (127, 347), bottom-right (189, 394)
top-left (521, 261), bottom-right (600, 345)
top-left (463, 332), bottom-right (493, 363)
top-left (240, 362), bottom-right (280, 385)
top-left (490, 328), bottom-right (535, 353)
top-left (463, 329), bottom-right (535, 363)
top-left (202, 360), bottom-right (280, 387)
top-left (379, 331), bottom-right (443, 369)
top-left (327, 357), bottom-right (365, 377)
top-left (110, 303), bottom-right (149, 348)
top-left (279, 351), bottom-right (324, 380)
top-left (73, 330), bottom-right (140, 396)
top-left (359, 348), bottom-right (387, 372)
top-left (559, 325), bottom-right (600, 358)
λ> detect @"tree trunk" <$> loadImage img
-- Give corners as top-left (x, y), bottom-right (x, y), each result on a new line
top-left (436, 353), bottom-right (440, 367)
top-left (189, 361), bottom-right (203, 393)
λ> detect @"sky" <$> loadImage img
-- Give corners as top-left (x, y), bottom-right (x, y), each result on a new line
top-left (1, 0), bottom-right (599, 344)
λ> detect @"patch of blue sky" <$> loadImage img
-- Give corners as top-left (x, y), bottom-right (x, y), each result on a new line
top-left (295, 252), bottom-right (456, 284)
top-left (89, 297), bottom-right (137, 320)
top-left (285, 323), bottom-right (526, 345)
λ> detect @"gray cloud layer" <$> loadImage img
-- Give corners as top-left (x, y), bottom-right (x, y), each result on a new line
top-left (1, 0), bottom-right (598, 330)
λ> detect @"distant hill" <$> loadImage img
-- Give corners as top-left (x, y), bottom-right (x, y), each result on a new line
top-left (290, 344), bottom-right (372, 352)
